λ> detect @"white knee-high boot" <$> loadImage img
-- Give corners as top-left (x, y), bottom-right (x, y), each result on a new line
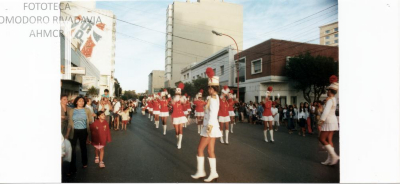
top-left (163, 125), bottom-right (167, 135)
top-left (325, 145), bottom-right (339, 165)
top-left (191, 156), bottom-right (206, 179)
top-left (204, 158), bottom-right (218, 182)
top-left (220, 131), bottom-right (224, 143)
top-left (264, 130), bottom-right (268, 142)
top-left (151, 115), bottom-right (153, 121)
top-left (142, 111), bottom-right (145, 115)
top-left (148, 113), bottom-right (150, 119)
top-left (198, 125), bottom-right (201, 134)
top-left (230, 124), bottom-right (234, 133)
top-left (225, 130), bottom-right (229, 144)
top-left (269, 130), bottom-right (274, 142)
top-left (177, 134), bottom-right (183, 149)
top-left (321, 152), bottom-right (331, 165)
top-left (156, 119), bottom-right (159, 128)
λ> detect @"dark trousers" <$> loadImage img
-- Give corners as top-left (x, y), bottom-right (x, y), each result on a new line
top-left (69, 129), bottom-right (88, 173)
top-left (287, 118), bottom-right (294, 130)
top-left (106, 115), bottom-right (112, 129)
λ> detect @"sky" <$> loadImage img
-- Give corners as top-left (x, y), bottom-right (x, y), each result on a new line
top-left (96, 0), bottom-right (338, 93)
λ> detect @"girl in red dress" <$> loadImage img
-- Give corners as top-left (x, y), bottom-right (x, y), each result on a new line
top-left (219, 86), bottom-right (231, 144)
top-left (90, 111), bottom-right (111, 168)
top-left (171, 83), bottom-right (188, 149)
top-left (153, 93), bottom-right (161, 128)
top-left (261, 87), bottom-right (275, 142)
top-left (193, 89), bottom-right (206, 134)
top-left (148, 95), bottom-right (154, 121)
top-left (159, 89), bottom-right (171, 135)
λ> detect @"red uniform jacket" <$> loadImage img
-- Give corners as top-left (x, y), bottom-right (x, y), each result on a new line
top-left (186, 101), bottom-right (191, 111)
top-left (148, 100), bottom-right (153, 109)
top-left (227, 99), bottom-right (235, 111)
top-left (194, 100), bottom-right (206, 112)
top-left (171, 101), bottom-right (185, 118)
top-left (218, 99), bottom-right (229, 117)
top-left (160, 98), bottom-right (171, 112)
top-left (90, 119), bottom-right (111, 146)
top-left (262, 101), bottom-right (273, 116)
top-left (152, 99), bottom-right (160, 111)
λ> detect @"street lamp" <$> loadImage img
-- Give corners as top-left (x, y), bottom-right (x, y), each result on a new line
top-left (212, 30), bottom-right (240, 100)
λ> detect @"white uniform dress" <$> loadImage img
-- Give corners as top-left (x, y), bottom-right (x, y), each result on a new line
top-left (320, 98), bottom-right (339, 131)
top-left (200, 95), bottom-right (222, 138)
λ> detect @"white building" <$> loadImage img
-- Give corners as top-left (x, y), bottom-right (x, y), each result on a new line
top-left (61, 1), bottom-right (116, 98)
top-left (165, 0), bottom-right (243, 87)
top-left (181, 46), bottom-right (237, 87)
top-left (148, 70), bottom-right (165, 94)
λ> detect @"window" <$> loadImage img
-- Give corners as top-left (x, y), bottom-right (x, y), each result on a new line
top-left (286, 56), bottom-right (292, 67)
top-left (325, 30), bottom-right (330, 34)
top-left (334, 39), bottom-right (338, 43)
top-left (325, 36), bottom-right (330, 39)
top-left (335, 34), bottom-right (338, 38)
top-left (325, 41), bottom-right (330, 45)
top-left (197, 75), bottom-right (200, 79)
top-left (291, 96), bottom-right (297, 107)
top-left (334, 27), bottom-right (338, 32)
top-left (193, 76), bottom-right (195, 79)
top-left (251, 59), bottom-right (262, 74)
top-left (213, 68), bottom-right (216, 74)
top-left (236, 58), bottom-right (246, 83)
top-left (220, 65), bottom-right (224, 75)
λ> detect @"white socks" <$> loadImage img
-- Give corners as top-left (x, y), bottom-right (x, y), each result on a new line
top-left (269, 130), bottom-right (274, 142)
top-left (163, 125), bottom-right (166, 135)
top-left (264, 130), bottom-right (268, 142)
top-left (220, 131), bottom-right (224, 143)
top-left (225, 130), bottom-right (229, 144)
top-left (177, 134), bottom-right (183, 149)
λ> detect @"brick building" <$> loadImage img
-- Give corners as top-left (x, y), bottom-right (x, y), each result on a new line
top-left (234, 39), bottom-right (338, 105)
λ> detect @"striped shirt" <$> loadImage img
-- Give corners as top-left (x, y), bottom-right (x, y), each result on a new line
top-left (73, 109), bottom-right (87, 129)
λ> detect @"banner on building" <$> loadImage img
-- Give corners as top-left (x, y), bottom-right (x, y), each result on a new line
top-left (71, 67), bottom-right (86, 75)
top-left (82, 76), bottom-right (97, 91)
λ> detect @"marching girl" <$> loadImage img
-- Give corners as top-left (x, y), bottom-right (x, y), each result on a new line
top-left (186, 95), bottom-right (192, 125)
top-left (227, 90), bottom-right (237, 133)
top-left (182, 93), bottom-right (189, 128)
top-left (152, 93), bottom-right (161, 128)
top-left (218, 86), bottom-right (231, 144)
top-left (148, 95), bottom-right (154, 121)
top-left (193, 89), bottom-right (206, 134)
top-left (191, 67), bottom-right (222, 182)
top-left (90, 111), bottom-right (111, 168)
top-left (159, 89), bottom-right (171, 135)
top-left (261, 87), bottom-right (275, 142)
top-left (171, 83), bottom-right (188, 149)
top-left (141, 97), bottom-right (147, 116)
top-left (319, 75), bottom-right (340, 165)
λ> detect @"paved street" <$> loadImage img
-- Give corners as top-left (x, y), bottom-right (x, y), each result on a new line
top-left (62, 110), bottom-right (339, 183)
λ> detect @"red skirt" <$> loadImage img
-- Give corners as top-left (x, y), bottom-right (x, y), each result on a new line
top-left (122, 120), bottom-right (128, 125)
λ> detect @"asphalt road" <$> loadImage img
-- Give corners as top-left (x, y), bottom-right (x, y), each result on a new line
top-left (62, 110), bottom-right (339, 183)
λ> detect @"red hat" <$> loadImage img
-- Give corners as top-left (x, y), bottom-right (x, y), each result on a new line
top-left (222, 85), bottom-right (229, 94)
top-left (206, 67), bottom-right (219, 86)
top-left (176, 82), bottom-right (184, 94)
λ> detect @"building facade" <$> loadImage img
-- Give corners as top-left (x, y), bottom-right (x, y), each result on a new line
top-left (181, 46), bottom-right (237, 87)
top-left (234, 39), bottom-right (338, 106)
top-left (61, 1), bottom-right (116, 98)
top-left (320, 21), bottom-right (339, 46)
top-left (165, 0), bottom-right (243, 87)
top-left (148, 70), bottom-right (165, 94)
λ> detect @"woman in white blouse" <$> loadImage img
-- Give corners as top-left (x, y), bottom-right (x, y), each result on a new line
top-left (319, 76), bottom-right (340, 165)
top-left (192, 68), bottom-right (222, 182)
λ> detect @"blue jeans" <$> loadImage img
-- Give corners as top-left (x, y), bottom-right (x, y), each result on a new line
top-left (287, 118), bottom-right (294, 130)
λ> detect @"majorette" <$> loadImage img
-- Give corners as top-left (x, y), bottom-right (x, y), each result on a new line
top-left (262, 86), bottom-right (275, 143)
top-left (194, 89), bottom-right (206, 134)
top-left (191, 67), bottom-right (221, 182)
top-left (227, 89), bottom-right (236, 133)
top-left (218, 85), bottom-right (231, 144)
top-left (152, 93), bottom-right (161, 128)
top-left (171, 82), bottom-right (188, 149)
top-left (159, 89), bottom-right (171, 135)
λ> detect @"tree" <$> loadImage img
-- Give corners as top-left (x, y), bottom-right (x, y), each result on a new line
top-left (121, 90), bottom-right (138, 100)
top-left (285, 52), bottom-right (338, 104)
top-left (86, 86), bottom-right (99, 98)
top-left (181, 78), bottom-right (209, 98)
top-left (114, 82), bottom-right (122, 97)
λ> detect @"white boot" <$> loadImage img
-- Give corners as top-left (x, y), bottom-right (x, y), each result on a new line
top-left (220, 131), bottom-right (224, 143)
top-left (191, 156), bottom-right (206, 179)
top-left (142, 111), bottom-right (145, 115)
top-left (148, 113), bottom-right (150, 119)
top-left (230, 124), bottom-right (234, 133)
top-left (176, 135), bottom-right (179, 147)
top-left (204, 158), bottom-right (218, 182)
top-left (325, 145), bottom-right (339, 165)
top-left (151, 115), bottom-right (153, 121)
top-left (157, 120), bottom-right (160, 128)
top-left (177, 134), bottom-right (183, 149)
top-left (225, 130), bottom-right (229, 144)
top-left (269, 130), bottom-right (274, 142)
top-left (198, 125), bottom-right (201, 134)
top-left (321, 152), bottom-right (331, 165)
top-left (163, 125), bottom-right (167, 135)
top-left (264, 130), bottom-right (268, 142)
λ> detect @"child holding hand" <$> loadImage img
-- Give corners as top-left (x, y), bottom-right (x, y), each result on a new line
top-left (90, 111), bottom-right (111, 168)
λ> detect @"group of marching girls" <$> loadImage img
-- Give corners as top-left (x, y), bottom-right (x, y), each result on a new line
top-left (141, 90), bottom-right (172, 135)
